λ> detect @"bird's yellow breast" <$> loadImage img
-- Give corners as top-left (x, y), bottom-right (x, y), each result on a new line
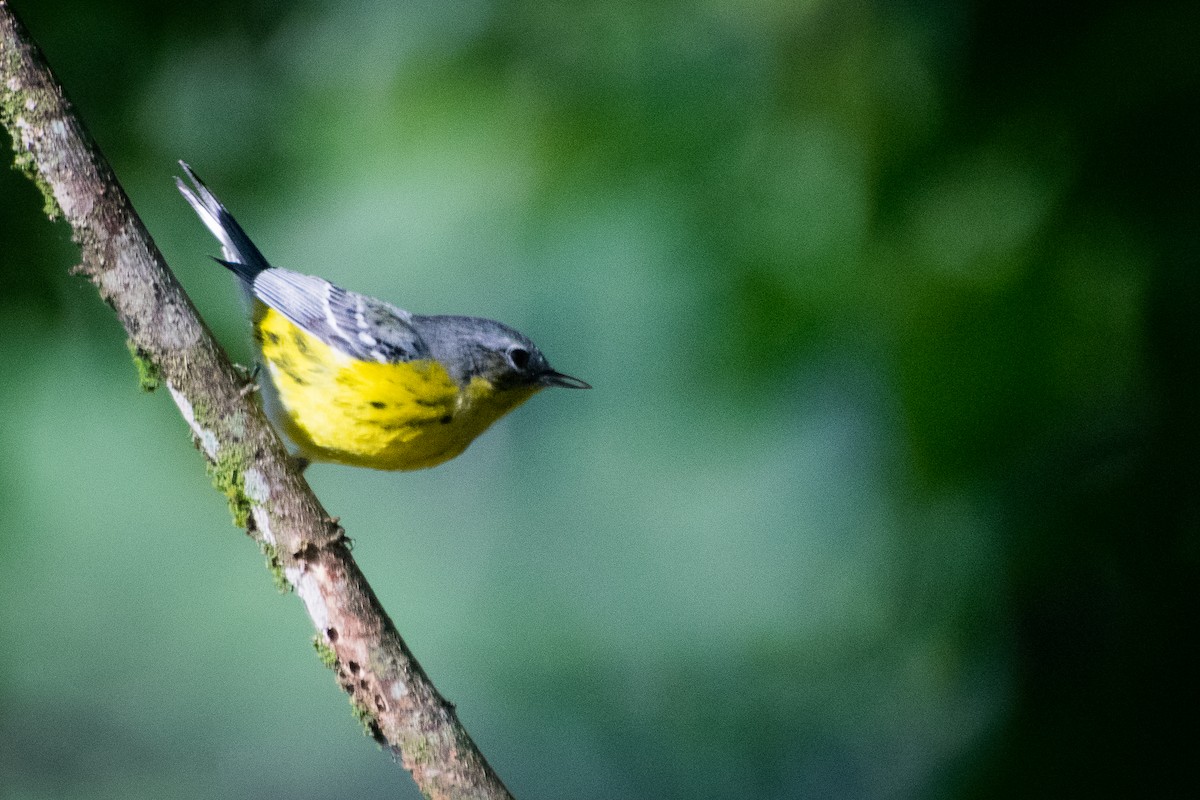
top-left (255, 309), bottom-right (538, 470)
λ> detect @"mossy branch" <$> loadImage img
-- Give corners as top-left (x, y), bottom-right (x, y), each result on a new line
top-left (0, 5), bottom-right (514, 799)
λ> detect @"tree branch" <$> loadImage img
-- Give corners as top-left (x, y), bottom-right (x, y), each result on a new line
top-left (0, 5), bottom-right (514, 798)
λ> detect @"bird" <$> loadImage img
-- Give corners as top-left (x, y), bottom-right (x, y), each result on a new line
top-left (176, 162), bottom-right (589, 471)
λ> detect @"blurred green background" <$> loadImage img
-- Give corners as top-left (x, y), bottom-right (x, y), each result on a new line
top-left (2, 1), bottom-right (1197, 798)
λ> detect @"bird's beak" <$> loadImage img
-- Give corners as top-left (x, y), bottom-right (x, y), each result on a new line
top-left (540, 370), bottom-right (591, 389)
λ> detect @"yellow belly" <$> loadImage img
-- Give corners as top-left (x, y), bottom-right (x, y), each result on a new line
top-left (255, 309), bottom-right (537, 470)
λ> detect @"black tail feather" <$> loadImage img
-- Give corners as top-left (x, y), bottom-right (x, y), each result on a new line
top-left (213, 257), bottom-right (264, 285)
top-left (176, 161), bottom-right (272, 281)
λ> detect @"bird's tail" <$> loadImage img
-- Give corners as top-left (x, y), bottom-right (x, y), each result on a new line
top-left (175, 161), bottom-right (271, 283)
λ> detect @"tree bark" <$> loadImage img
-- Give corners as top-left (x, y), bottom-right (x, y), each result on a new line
top-left (0, 4), bottom-right (514, 798)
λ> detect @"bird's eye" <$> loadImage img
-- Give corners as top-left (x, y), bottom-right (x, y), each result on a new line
top-left (508, 347), bottom-right (530, 370)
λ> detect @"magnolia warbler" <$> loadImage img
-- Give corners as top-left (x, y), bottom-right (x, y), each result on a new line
top-left (176, 162), bottom-right (589, 471)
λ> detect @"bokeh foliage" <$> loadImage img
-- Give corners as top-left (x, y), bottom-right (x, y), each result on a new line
top-left (2, 1), bottom-right (1197, 798)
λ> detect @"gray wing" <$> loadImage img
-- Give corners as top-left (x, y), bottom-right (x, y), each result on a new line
top-left (251, 268), bottom-right (428, 363)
